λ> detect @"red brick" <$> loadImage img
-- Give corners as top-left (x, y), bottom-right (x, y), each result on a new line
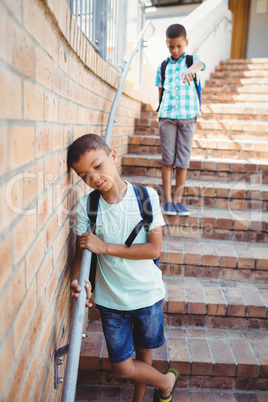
top-left (13, 213), bottom-right (37, 265)
top-left (9, 126), bottom-right (35, 170)
top-left (240, 288), bottom-right (267, 318)
top-left (208, 316), bottom-right (247, 330)
top-left (167, 284), bottom-right (186, 314)
top-left (188, 339), bottom-right (213, 375)
top-left (185, 286), bottom-right (206, 315)
top-left (36, 126), bottom-right (51, 158)
top-left (13, 281), bottom-right (37, 358)
top-left (224, 288), bottom-right (246, 317)
top-left (190, 376), bottom-right (233, 389)
top-left (0, 66), bottom-right (22, 119)
top-left (24, 80), bottom-right (44, 121)
top-left (0, 233), bottom-right (12, 289)
top-left (204, 287), bottom-right (226, 316)
top-left (5, 347), bottom-right (26, 401)
top-left (209, 339), bottom-right (236, 377)
top-left (229, 340), bottom-right (259, 377)
top-left (250, 341), bottom-right (268, 377)
top-left (167, 338), bottom-right (191, 374)
top-left (8, 17), bottom-right (35, 78)
top-left (0, 332), bottom-right (13, 397)
top-left (0, 127), bottom-right (8, 175)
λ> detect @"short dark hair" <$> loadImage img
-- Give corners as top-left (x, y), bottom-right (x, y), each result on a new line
top-left (67, 134), bottom-right (111, 170)
top-left (166, 24), bottom-right (187, 39)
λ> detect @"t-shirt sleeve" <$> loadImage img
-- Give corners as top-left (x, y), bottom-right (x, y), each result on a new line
top-left (155, 63), bottom-right (162, 87)
top-left (147, 187), bottom-right (165, 230)
top-left (193, 54), bottom-right (206, 71)
top-left (76, 195), bottom-right (91, 236)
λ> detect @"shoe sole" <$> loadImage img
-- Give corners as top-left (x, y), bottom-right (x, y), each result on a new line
top-left (176, 211), bottom-right (190, 216)
top-left (163, 211), bottom-right (177, 216)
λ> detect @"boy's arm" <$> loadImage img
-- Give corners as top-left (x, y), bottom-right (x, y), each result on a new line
top-left (158, 87), bottom-right (163, 103)
top-left (79, 225), bottom-right (163, 261)
top-left (182, 59), bottom-right (204, 85)
top-left (70, 235), bottom-right (92, 307)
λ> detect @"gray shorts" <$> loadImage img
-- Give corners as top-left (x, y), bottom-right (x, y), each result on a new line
top-left (159, 117), bottom-right (196, 168)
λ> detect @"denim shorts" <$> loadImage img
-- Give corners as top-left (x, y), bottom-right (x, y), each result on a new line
top-left (96, 299), bottom-right (165, 363)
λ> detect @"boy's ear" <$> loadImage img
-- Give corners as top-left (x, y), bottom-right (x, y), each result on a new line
top-left (110, 149), bottom-right (118, 164)
top-left (186, 39), bottom-right (189, 47)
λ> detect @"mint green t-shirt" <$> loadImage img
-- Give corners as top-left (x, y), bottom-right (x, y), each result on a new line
top-left (76, 182), bottom-right (166, 311)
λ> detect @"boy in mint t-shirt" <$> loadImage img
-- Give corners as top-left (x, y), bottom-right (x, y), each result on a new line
top-left (67, 134), bottom-right (179, 402)
top-left (155, 23), bottom-right (205, 217)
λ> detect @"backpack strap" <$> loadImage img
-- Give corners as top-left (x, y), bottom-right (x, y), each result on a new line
top-left (156, 57), bottom-right (170, 112)
top-left (86, 190), bottom-right (100, 292)
top-left (125, 184), bottom-right (153, 248)
top-left (186, 54), bottom-right (201, 106)
top-left (87, 189), bottom-right (100, 232)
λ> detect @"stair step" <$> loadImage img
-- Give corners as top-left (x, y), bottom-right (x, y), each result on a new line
top-left (202, 93), bottom-right (268, 103)
top-left (206, 78), bottom-right (268, 86)
top-left (76, 385), bottom-right (268, 402)
top-left (79, 322), bottom-right (268, 390)
top-left (220, 58), bottom-right (268, 65)
top-left (160, 238), bottom-right (268, 282)
top-left (141, 103), bottom-right (268, 119)
top-left (121, 155), bottom-right (268, 184)
top-left (121, 175), bottom-right (268, 212)
top-left (203, 86), bottom-right (268, 95)
top-left (128, 135), bottom-right (268, 160)
top-left (211, 70), bottom-right (268, 79)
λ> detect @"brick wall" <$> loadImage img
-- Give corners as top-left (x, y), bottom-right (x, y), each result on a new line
top-left (0, 0), bottom-right (149, 400)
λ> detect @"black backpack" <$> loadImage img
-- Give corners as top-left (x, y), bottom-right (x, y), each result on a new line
top-left (86, 183), bottom-right (159, 292)
top-left (157, 54), bottom-right (202, 112)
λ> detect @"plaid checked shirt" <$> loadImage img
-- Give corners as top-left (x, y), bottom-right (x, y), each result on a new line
top-left (155, 52), bottom-right (205, 119)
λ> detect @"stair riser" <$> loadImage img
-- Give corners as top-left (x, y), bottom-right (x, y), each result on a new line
top-left (78, 368), bottom-right (268, 392)
top-left (203, 86), bottom-right (268, 94)
top-left (128, 144), bottom-right (268, 160)
top-left (164, 225), bottom-right (267, 243)
top-left (137, 115), bottom-right (268, 124)
top-left (122, 166), bottom-right (268, 185)
top-left (211, 71), bottom-right (268, 79)
top-left (216, 65), bottom-right (268, 71)
top-left (202, 95), bottom-right (268, 103)
top-left (134, 127), bottom-right (268, 141)
top-left (206, 79), bottom-right (268, 86)
top-left (88, 308), bottom-right (268, 328)
top-left (160, 264), bottom-right (268, 282)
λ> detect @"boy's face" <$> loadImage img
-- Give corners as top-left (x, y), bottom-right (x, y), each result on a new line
top-left (166, 36), bottom-right (188, 62)
top-left (72, 149), bottom-right (118, 192)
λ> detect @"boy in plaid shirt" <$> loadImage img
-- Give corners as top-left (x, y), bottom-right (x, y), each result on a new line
top-left (155, 23), bottom-right (205, 216)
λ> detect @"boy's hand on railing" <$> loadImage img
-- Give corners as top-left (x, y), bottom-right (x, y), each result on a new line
top-left (70, 279), bottom-right (92, 308)
top-left (182, 71), bottom-right (195, 85)
top-left (79, 232), bottom-right (107, 255)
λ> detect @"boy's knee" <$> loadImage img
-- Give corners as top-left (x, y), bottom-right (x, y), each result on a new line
top-left (111, 362), bottom-right (132, 379)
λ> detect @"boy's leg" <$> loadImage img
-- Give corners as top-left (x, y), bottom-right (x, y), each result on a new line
top-left (174, 117), bottom-right (196, 206)
top-left (162, 164), bottom-right (173, 204)
top-left (174, 167), bottom-right (187, 204)
top-left (159, 119), bottom-right (177, 204)
top-left (133, 346), bottom-right (152, 402)
top-left (111, 356), bottom-right (175, 400)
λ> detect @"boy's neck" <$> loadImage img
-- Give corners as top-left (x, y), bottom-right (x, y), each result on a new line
top-left (100, 177), bottom-right (127, 205)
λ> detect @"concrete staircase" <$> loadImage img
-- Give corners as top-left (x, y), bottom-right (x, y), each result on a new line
top-left (77, 59), bottom-right (268, 400)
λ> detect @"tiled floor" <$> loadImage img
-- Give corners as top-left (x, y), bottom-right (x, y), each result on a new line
top-left (75, 384), bottom-right (268, 401)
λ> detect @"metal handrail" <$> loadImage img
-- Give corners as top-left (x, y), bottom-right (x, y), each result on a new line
top-left (61, 19), bottom-right (154, 402)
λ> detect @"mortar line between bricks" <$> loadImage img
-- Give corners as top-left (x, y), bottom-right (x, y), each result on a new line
top-left (225, 330), bottom-right (239, 378)
top-left (236, 284), bottom-right (248, 317)
top-left (184, 330), bottom-right (193, 377)
top-left (205, 331), bottom-right (216, 376)
top-left (247, 338), bottom-right (261, 378)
